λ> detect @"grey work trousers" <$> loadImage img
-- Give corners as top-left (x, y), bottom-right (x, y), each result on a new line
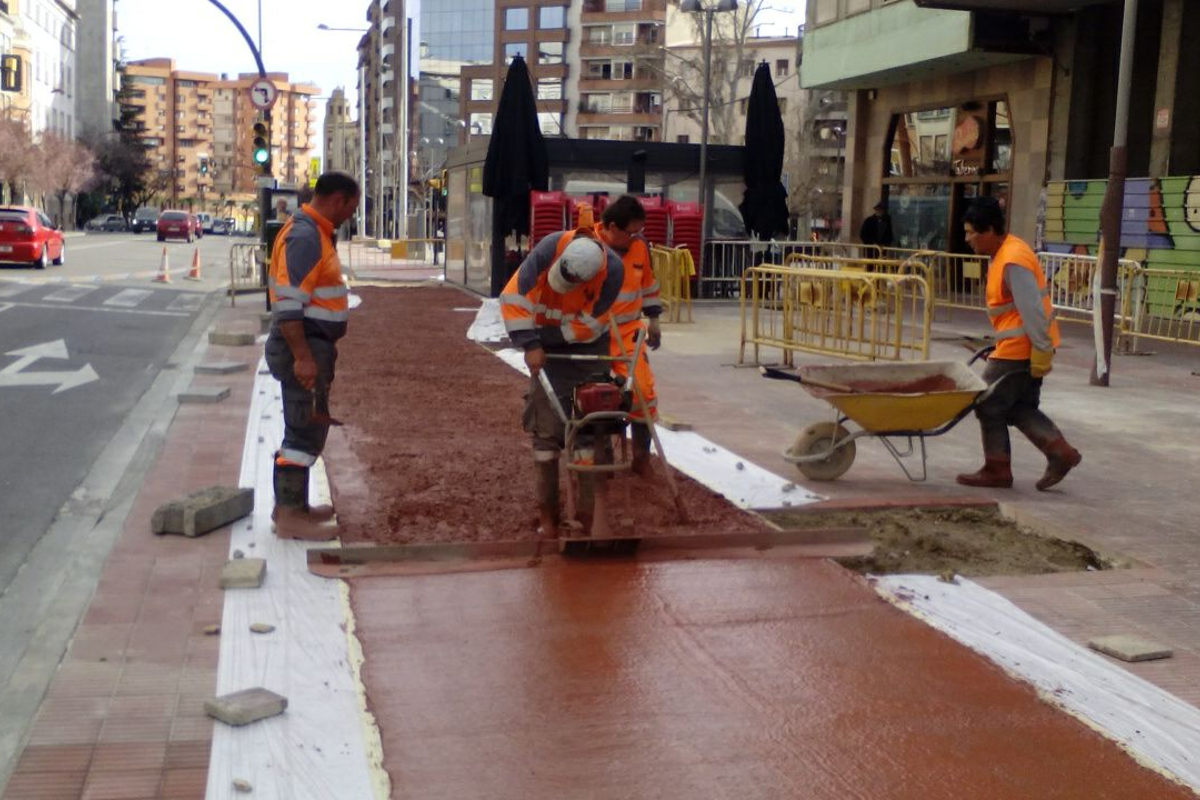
top-left (265, 332), bottom-right (338, 465)
top-left (975, 357), bottom-right (1063, 457)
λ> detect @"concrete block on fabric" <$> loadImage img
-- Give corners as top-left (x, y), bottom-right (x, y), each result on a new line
top-left (195, 360), bottom-right (248, 375)
top-left (658, 414), bottom-right (693, 432)
top-left (219, 558), bottom-right (267, 589)
top-left (1088, 635), bottom-right (1173, 663)
top-left (208, 330), bottom-right (256, 346)
top-left (152, 486), bottom-right (254, 537)
top-left (205, 687), bottom-right (287, 726)
top-left (178, 386), bottom-right (231, 403)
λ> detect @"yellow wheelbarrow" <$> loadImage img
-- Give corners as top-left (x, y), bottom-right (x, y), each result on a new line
top-left (761, 347), bottom-right (1014, 482)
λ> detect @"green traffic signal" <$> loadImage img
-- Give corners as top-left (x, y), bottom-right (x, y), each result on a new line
top-left (252, 121), bottom-right (271, 171)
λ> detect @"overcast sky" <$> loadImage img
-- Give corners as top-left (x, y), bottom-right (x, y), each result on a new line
top-left (115, 0), bottom-right (803, 155)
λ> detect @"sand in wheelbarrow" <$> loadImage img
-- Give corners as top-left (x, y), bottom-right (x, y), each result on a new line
top-left (323, 286), bottom-right (767, 546)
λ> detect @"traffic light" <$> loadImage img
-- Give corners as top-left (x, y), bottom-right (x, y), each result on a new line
top-left (251, 114), bottom-right (271, 175)
top-left (1, 54), bottom-right (22, 92)
top-left (440, 169), bottom-right (448, 198)
top-left (198, 155), bottom-right (209, 175)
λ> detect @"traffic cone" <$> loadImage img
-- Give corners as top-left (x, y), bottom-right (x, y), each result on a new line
top-left (185, 248), bottom-right (202, 281)
top-left (153, 248), bottom-right (171, 283)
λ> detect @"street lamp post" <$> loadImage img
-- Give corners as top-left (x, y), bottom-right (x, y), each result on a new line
top-left (679, 0), bottom-right (737, 282)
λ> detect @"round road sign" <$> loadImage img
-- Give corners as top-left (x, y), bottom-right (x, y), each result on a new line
top-left (249, 79), bottom-right (278, 111)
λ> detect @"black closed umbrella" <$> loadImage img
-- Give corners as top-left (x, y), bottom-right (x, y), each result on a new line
top-left (483, 54), bottom-right (548, 245)
top-left (739, 62), bottom-right (790, 241)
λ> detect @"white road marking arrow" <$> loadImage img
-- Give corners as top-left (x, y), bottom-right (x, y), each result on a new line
top-left (0, 339), bottom-right (99, 393)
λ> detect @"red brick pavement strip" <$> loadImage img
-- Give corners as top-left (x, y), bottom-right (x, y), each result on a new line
top-left (0, 304), bottom-right (263, 800)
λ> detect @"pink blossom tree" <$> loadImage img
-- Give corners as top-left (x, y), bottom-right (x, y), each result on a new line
top-left (0, 117), bottom-right (37, 205)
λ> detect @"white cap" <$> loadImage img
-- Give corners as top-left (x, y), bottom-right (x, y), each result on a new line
top-left (547, 237), bottom-right (604, 294)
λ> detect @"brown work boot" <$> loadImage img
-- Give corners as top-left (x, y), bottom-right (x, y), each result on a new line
top-left (1036, 439), bottom-right (1082, 491)
top-left (956, 457), bottom-right (1013, 488)
top-left (271, 505), bottom-right (338, 541)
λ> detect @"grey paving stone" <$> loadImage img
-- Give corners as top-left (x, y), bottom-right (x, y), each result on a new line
top-left (1088, 635), bottom-right (1173, 663)
top-left (152, 486), bottom-right (254, 537)
top-left (219, 558), bottom-right (267, 589)
top-left (205, 687), bottom-right (288, 726)
top-left (179, 386), bottom-right (231, 404)
top-left (208, 330), bottom-right (257, 346)
top-left (195, 360), bottom-right (248, 375)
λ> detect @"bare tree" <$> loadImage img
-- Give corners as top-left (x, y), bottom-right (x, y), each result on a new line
top-left (35, 133), bottom-right (97, 228)
top-left (663, 0), bottom-right (777, 145)
top-left (0, 117), bottom-right (37, 205)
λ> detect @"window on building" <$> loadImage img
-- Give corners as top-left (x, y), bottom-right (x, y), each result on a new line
top-left (587, 26), bottom-right (612, 45)
top-left (505, 42), bottom-right (525, 63)
top-left (536, 78), bottom-right (562, 100)
top-left (471, 78), bottom-right (494, 101)
top-left (776, 59), bottom-right (789, 76)
top-left (846, 0), bottom-right (871, 13)
top-left (505, 7), bottom-right (528, 30)
top-left (538, 42), bottom-right (564, 65)
top-left (812, 0), bottom-right (837, 26)
top-left (738, 59), bottom-right (753, 77)
top-left (539, 6), bottom-right (565, 28)
top-left (469, 112), bottom-right (493, 136)
top-left (676, 134), bottom-right (689, 144)
top-left (538, 112), bottom-right (562, 136)
top-left (613, 23), bottom-right (636, 46)
top-left (614, 60), bottom-right (633, 80)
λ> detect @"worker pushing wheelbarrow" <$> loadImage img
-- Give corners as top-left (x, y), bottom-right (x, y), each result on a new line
top-left (761, 347), bottom-right (1016, 482)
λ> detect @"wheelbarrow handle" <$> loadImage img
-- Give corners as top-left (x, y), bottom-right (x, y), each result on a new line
top-left (967, 344), bottom-right (996, 365)
top-left (759, 366), bottom-right (856, 394)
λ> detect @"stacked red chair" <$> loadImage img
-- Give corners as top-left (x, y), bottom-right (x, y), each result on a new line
top-left (530, 191), bottom-right (569, 248)
top-left (638, 196), bottom-right (669, 247)
top-left (667, 200), bottom-right (703, 267)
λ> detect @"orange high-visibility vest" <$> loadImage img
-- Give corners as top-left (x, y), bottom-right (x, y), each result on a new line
top-left (268, 204), bottom-right (349, 336)
top-left (596, 225), bottom-right (659, 420)
top-left (499, 229), bottom-right (611, 345)
top-left (986, 234), bottom-right (1059, 360)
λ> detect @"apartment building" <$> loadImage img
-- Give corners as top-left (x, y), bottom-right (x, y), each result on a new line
top-left (356, 0), bottom-right (410, 237)
top-left (18, 0), bottom-right (76, 138)
top-left (1, 0), bottom-right (34, 122)
top-left (575, 0), bottom-right (666, 142)
top-left (417, 0), bottom-right (493, 172)
top-left (124, 59), bottom-right (317, 211)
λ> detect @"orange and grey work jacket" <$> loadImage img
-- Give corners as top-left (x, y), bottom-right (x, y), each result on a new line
top-left (500, 229), bottom-right (624, 351)
top-left (986, 234), bottom-right (1060, 361)
top-left (595, 224), bottom-right (661, 333)
top-left (268, 204), bottom-right (349, 341)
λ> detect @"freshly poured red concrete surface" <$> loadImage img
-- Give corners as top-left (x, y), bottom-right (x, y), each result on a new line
top-left (352, 557), bottom-right (1190, 800)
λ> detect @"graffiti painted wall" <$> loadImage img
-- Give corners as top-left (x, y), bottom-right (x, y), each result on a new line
top-left (1042, 178), bottom-right (1200, 318)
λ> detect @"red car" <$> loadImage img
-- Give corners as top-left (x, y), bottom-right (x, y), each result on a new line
top-left (157, 210), bottom-right (194, 242)
top-left (190, 214), bottom-right (204, 239)
top-left (0, 206), bottom-right (66, 269)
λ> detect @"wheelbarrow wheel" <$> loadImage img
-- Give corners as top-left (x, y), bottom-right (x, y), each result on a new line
top-left (788, 422), bottom-right (856, 481)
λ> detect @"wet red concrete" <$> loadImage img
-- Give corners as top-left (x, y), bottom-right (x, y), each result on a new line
top-left (325, 286), bottom-right (765, 545)
top-left (332, 286), bottom-right (1191, 799)
top-left (352, 557), bottom-right (1190, 799)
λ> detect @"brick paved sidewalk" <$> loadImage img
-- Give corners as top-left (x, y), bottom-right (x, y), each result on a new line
top-left (1, 302), bottom-right (262, 800)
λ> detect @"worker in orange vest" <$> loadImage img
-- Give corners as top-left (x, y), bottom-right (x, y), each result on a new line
top-left (264, 172), bottom-right (360, 539)
top-left (958, 197), bottom-right (1081, 490)
top-left (500, 226), bottom-right (624, 533)
top-left (593, 195), bottom-right (663, 475)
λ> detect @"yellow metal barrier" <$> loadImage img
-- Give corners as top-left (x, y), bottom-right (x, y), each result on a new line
top-left (1120, 265), bottom-right (1200, 348)
top-left (878, 247), bottom-right (989, 311)
top-left (650, 245), bottom-right (694, 323)
top-left (738, 264), bottom-right (932, 366)
top-left (783, 251), bottom-right (934, 284)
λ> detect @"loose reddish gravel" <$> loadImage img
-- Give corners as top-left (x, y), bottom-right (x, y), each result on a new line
top-left (323, 285), bottom-right (766, 545)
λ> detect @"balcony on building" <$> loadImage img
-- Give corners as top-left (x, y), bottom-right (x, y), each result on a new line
top-left (582, 0), bottom-right (667, 22)
top-left (381, 43), bottom-right (395, 68)
top-left (801, 1), bottom-right (1042, 90)
top-left (580, 21), bottom-right (664, 58)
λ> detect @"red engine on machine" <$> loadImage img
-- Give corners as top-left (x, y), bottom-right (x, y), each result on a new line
top-left (573, 381), bottom-right (623, 416)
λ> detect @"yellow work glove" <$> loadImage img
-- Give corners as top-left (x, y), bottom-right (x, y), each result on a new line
top-left (1029, 348), bottom-right (1053, 379)
top-left (646, 317), bottom-right (662, 350)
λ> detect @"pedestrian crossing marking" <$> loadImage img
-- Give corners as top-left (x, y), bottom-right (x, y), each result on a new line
top-left (0, 283), bottom-right (36, 298)
top-left (166, 294), bottom-right (205, 312)
top-left (103, 288), bottom-right (154, 308)
top-left (43, 285), bottom-right (98, 303)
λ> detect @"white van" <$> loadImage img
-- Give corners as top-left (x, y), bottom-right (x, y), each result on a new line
top-left (196, 212), bottom-right (214, 233)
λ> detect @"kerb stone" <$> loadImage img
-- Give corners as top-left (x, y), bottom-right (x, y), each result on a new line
top-left (178, 386), bottom-right (231, 404)
top-left (152, 486), bottom-right (254, 537)
top-left (1088, 635), bottom-right (1173, 663)
top-left (208, 330), bottom-right (256, 346)
top-left (219, 558), bottom-right (267, 589)
top-left (205, 687), bottom-right (288, 726)
top-left (195, 361), bottom-right (248, 375)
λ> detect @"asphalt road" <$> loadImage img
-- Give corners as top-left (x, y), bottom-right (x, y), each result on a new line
top-left (0, 231), bottom-right (246, 590)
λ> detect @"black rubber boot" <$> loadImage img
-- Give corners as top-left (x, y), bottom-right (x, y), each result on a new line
top-left (273, 461), bottom-right (309, 509)
top-left (272, 459), bottom-right (336, 541)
